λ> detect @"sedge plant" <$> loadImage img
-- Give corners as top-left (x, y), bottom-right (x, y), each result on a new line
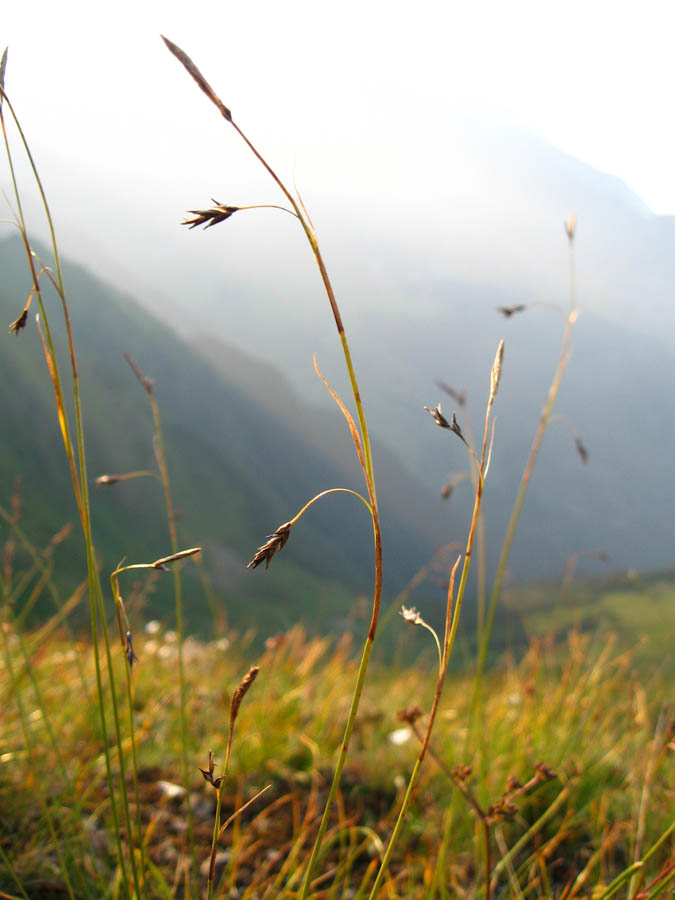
top-left (0, 48), bottom-right (167, 897)
top-left (160, 36), bottom-right (384, 897)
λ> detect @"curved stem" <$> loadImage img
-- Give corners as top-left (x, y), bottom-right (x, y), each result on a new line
top-left (162, 44), bottom-right (383, 897)
top-left (290, 488), bottom-right (372, 524)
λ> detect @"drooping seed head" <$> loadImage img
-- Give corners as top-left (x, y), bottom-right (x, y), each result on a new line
top-left (574, 435), bottom-right (588, 464)
top-left (125, 630), bottom-right (138, 669)
top-left (497, 304), bottom-right (526, 318)
top-left (183, 201), bottom-right (240, 229)
top-left (247, 522), bottom-right (292, 570)
top-left (9, 309), bottom-right (28, 335)
top-left (424, 403), bottom-right (450, 429)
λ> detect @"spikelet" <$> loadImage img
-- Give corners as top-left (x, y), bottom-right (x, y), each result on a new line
top-left (247, 522), bottom-right (292, 569)
top-left (565, 212), bottom-right (576, 243)
top-left (225, 666), bottom-right (260, 770)
top-left (489, 339), bottom-right (505, 408)
top-left (152, 547), bottom-right (202, 570)
top-left (161, 36), bottom-right (233, 122)
top-left (0, 47), bottom-right (7, 108)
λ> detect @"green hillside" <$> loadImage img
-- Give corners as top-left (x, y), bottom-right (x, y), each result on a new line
top-left (0, 235), bottom-right (443, 636)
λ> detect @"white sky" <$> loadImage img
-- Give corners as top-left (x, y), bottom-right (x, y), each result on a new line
top-left (2, 0), bottom-right (675, 214)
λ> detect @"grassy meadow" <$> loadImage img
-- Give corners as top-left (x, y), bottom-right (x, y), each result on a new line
top-left (1, 39), bottom-right (673, 900)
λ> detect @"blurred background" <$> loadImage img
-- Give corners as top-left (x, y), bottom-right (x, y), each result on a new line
top-left (2, 0), bottom-right (674, 657)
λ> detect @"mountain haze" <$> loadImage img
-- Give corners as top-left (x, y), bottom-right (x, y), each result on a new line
top-left (0, 236), bottom-right (448, 636)
top-left (3, 106), bottom-right (675, 620)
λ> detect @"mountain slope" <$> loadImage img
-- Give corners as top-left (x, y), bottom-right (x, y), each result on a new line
top-left (0, 236), bottom-right (448, 635)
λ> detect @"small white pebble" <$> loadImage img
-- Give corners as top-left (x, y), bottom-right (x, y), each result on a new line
top-left (157, 780), bottom-right (186, 800)
top-left (388, 727), bottom-right (412, 746)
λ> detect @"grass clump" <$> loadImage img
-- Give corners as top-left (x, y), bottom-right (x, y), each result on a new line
top-left (0, 622), bottom-right (672, 897)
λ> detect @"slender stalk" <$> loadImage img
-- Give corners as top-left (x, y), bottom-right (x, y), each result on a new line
top-left (0, 621), bottom-right (78, 900)
top-left (489, 785), bottom-right (570, 889)
top-left (2, 88), bottom-right (136, 898)
top-left (290, 488), bottom-right (372, 523)
top-left (160, 39), bottom-right (384, 896)
top-left (473, 235), bottom-right (577, 695)
top-left (411, 723), bottom-right (492, 900)
top-left (0, 842), bottom-right (30, 900)
top-left (367, 344), bottom-right (502, 898)
top-left (137, 365), bottom-right (198, 893)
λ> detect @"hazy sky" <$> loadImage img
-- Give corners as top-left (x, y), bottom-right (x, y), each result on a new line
top-left (3, 0), bottom-right (675, 214)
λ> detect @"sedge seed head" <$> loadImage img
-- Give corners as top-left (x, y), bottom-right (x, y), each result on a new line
top-left (9, 309), bottom-right (28, 335)
top-left (0, 47), bottom-right (7, 106)
top-left (230, 666), bottom-right (259, 728)
top-left (183, 201), bottom-right (240, 230)
top-left (247, 522), bottom-right (292, 570)
top-left (497, 304), bottom-right (526, 318)
top-left (565, 212), bottom-right (576, 243)
top-left (400, 605), bottom-right (425, 627)
top-left (161, 36), bottom-right (233, 121)
top-left (489, 339), bottom-right (505, 405)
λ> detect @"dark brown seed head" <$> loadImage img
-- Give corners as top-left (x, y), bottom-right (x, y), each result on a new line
top-left (183, 201), bottom-right (240, 230)
top-left (505, 775), bottom-right (523, 793)
top-left (161, 36), bottom-right (233, 122)
top-left (9, 309), bottom-right (28, 335)
top-left (247, 522), bottom-right (292, 570)
top-left (497, 305), bottom-right (526, 318)
top-left (449, 412), bottom-right (465, 440)
top-left (199, 750), bottom-right (223, 790)
top-left (229, 666), bottom-right (259, 730)
top-left (535, 761), bottom-right (556, 781)
top-left (424, 403), bottom-right (451, 429)
top-left (574, 436), bottom-right (588, 464)
top-left (124, 353), bottom-right (155, 396)
top-left (452, 764), bottom-right (473, 783)
top-left (487, 798), bottom-right (519, 822)
top-left (125, 631), bottom-right (138, 668)
top-left (397, 706), bottom-right (423, 725)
